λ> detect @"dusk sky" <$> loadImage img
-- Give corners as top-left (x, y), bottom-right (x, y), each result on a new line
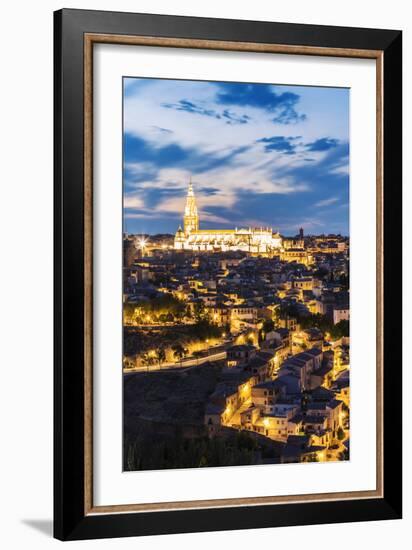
top-left (123, 77), bottom-right (349, 236)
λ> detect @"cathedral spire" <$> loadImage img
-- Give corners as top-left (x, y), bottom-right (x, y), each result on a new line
top-left (188, 175), bottom-right (194, 196)
top-left (183, 177), bottom-right (199, 235)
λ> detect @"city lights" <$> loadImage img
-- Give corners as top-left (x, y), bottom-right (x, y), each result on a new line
top-left (122, 77), bottom-right (350, 473)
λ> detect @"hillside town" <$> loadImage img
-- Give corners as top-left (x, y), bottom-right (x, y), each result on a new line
top-left (123, 187), bottom-right (349, 468)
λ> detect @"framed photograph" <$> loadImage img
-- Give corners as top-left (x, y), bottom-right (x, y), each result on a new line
top-left (54, 8), bottom-right (402, 541)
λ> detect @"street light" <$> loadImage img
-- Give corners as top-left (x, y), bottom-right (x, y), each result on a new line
top-left (138, 237), bottom-right (147, 257)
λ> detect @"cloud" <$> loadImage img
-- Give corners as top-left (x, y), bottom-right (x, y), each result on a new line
top-left (122, 77), bottom-right (349, 235)
top-left (162, 99), bottom-right (218, 118)
top-left (215, 83), bottom-right (306, 125)
top-left (150, 126), bottom-right (173, 134)
top-left (272, 111), bottom-right (306, 125)
top-left (314, 197), bottom-right (339, 207)
top-left (257, 136), bottom-right (301, 155)
top-left (162, 99), bottom-right (251, 125)
top-left (123, 196), bottom-right (145, 209)
top-left (124, 133), bottom-right (250, 178)
top-left (306, 137), bottom-right (339, 151)
top-left (123, 159), bottom-right (310, 229)
top-left (221, 109), bottom-right (251, 125)
top-left (201, 187), bottom-right (220, 196)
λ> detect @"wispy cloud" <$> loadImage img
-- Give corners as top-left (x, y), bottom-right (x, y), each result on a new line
top-left (314, 197), bottom-right (339, 207)
top-left (150, 125), bottom-right (173, 134)
top-left (124, 196), bottom-right (145, 209)
top-left (162, 99), bottom-right (251, 125)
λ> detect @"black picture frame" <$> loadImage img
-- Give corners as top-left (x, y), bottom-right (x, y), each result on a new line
top-left (54, 8), bottom-right (402, 541)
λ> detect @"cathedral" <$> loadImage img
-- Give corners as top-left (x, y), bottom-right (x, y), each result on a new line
top-left (174, 181), bottom-right (283, 255)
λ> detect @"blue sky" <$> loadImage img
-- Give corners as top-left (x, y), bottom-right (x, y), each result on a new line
top-left (123, 77), bottom-right (349, 236)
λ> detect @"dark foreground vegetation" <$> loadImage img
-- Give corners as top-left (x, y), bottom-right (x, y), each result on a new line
top-left (124, 430), bottom-right (258, 471)
top-left (123, 364), bottom-right (282, 471)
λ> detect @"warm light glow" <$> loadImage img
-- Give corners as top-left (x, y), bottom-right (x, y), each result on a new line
top-left (263, 417), bottom-right (270, 427)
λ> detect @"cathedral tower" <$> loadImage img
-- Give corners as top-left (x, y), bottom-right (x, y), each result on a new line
top-left (183, 179), bottom-right (199, 234)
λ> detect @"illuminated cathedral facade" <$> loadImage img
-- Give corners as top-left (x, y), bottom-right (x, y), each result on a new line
top-left (174, 181), bottom-right (283, 255)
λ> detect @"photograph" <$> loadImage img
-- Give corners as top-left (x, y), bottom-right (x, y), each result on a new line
top-left (122, 77), bottom-right (350, 471)
top-left (51, 7), bottom-right (402, 541)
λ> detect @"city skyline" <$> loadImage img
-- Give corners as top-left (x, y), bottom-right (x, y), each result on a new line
top-left (123, 77), bottom-right (349, 236)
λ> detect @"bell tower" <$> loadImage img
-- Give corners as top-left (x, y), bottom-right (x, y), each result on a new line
top-left (183, 178), bottom-right (199, 234)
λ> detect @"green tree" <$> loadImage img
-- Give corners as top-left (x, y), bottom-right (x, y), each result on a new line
top-left (305, 453), bottom-right (319, 462)
top-left (141, 352), bottom-right (155, 373)
top-left (313, 267), bottom-right (329, 279)
top-left (330, 320), bottom-right (349, 340)
top-left (339, 448), bottom-right (349, 461)
top-left (198, 455), bottom-right (208, 467)
top-left (123, 302), bottom-right (137, 323)
top-left (340, 273), bottom-right (349, 290)
top-left (158, 313), bottom-right (168, 324)
top-left (172, 343), bottom-right (188, 366)
top-left (337, 426), bottom-right (345, 440)
top-left (189, 319), bottom-right (222, 341)
top-left (154, 347), bottom-right (166, 368)
top-left (262, 319), bottom-right (275, 333)
top-left (193, 301), bottom-right (207, 322)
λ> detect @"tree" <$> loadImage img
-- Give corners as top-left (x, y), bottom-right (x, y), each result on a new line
top-left (123, 302), bottom-right (137, 323)
top-left (158, 313), bottom-right (168, 324)
top-left (154, 347), bottom-right (166, 368)
top-left (141, 352), bottom-right (155, 373)
top-left (330, 320), bottom-right (349, 340)
top-left (198, 455), bottom-right (208, 467)
top-left (313, 267), bottom-right (329, 279)
top-left (172, 343), bottom-right (188, 366)
top-left (260, 319), bottom-right (274, 342)
top-left (339, 448), bottom-right (349, 461)
top-left (339, 273), bottom-right (349, 290)
top-left (337, 426), bottom-right (345, 440)
top-left (305, 453), bottom-right (319, 462)
top-left (262, 319), bottom-right (275, 333)
top-left (189, 319), bottom-right (222, 341)
top-left (194, 301), bottom-right (207, 322)
top-left (133, 294), bottom-right (186, 319)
